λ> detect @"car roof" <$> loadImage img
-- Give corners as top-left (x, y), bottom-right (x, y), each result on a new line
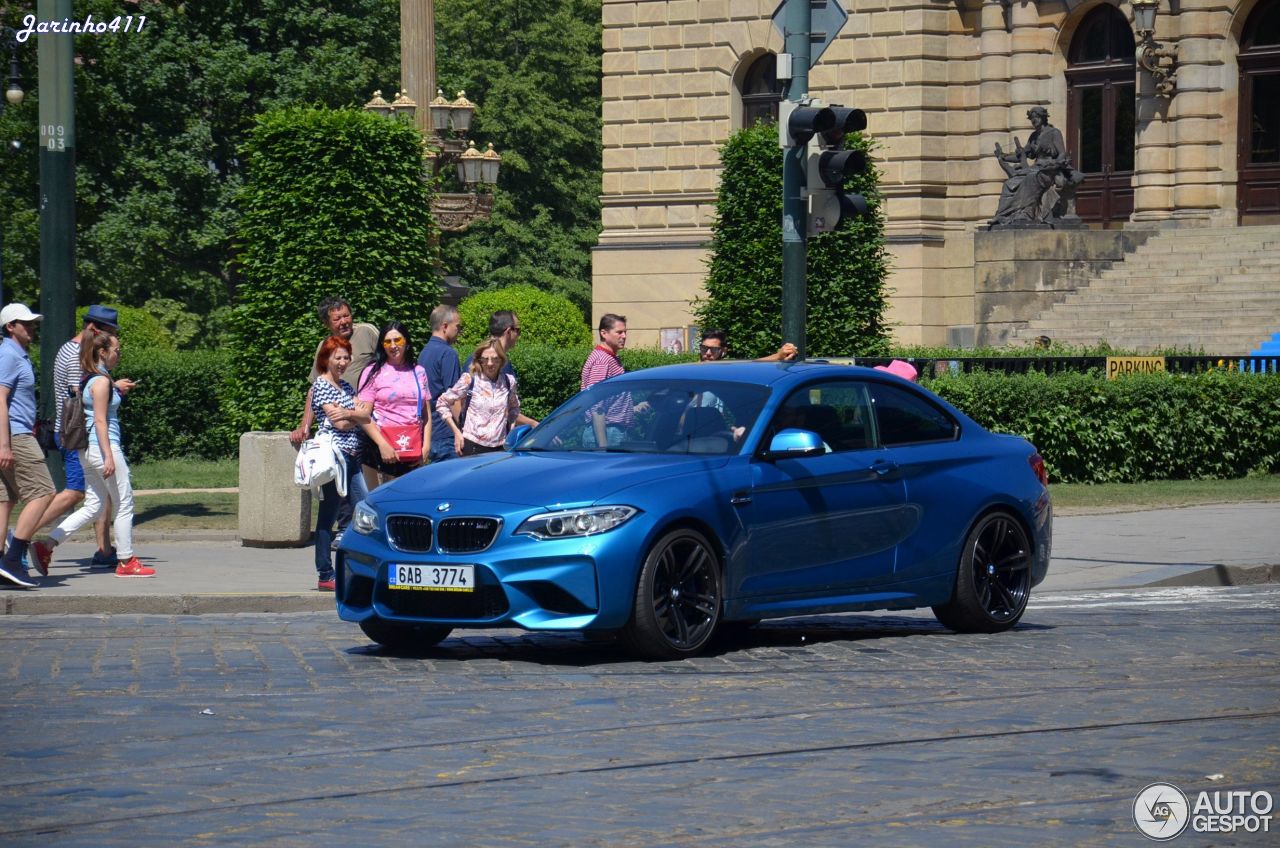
top-left (612, 360), bottom-right (889, 387)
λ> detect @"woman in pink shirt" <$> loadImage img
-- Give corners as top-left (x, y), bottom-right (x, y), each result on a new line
top-left (357, 322), bottom-right (431, 488)
top-left (436, 338), bottom-right (521, 456)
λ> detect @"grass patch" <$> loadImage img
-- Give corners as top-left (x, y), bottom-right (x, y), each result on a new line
top-left (130, 458), bottom-right (238, 490)
top-left (1050, 475), bottom-right (1280, 511)
top-left (132, 492), bottom-right (239, 530)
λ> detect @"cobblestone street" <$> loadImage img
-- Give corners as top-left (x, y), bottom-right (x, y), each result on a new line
top-left (2, 586), bottom-right (1277, 846)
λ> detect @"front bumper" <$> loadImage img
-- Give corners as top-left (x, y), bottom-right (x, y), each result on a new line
top-left (335, 505), bottom-right (645, 632)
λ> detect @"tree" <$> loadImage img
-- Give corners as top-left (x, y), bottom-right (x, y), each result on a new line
top-left (224, 108), bottom-right (436, 432)
top-left (0, 0), bottom-right (403, 342)
top-left (694, 121), bottom-right (890, 358)
top-left (433, 0), bottom-right (602, 317)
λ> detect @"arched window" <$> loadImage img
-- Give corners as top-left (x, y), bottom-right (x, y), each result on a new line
top-left (740, 53), bottom-right (783, 127)
top-left (1066, 5), bottom-right (1136, 225)
top-left (1239, 0), bottom-right (1280, 219)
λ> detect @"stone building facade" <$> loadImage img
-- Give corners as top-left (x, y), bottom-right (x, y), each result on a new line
top-left (594, 0), bottom-right (1280, 347)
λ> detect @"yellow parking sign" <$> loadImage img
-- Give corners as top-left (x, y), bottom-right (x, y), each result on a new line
top-left (1106, 356), bottom-right (1166, 379)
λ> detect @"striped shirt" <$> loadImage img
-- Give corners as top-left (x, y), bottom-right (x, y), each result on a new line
top-left (580, 345), bottom-right (635, 427)
top-left (52, 339), bottom-right (82, 434)
top-left (311, 378), bottom-right (363, 456)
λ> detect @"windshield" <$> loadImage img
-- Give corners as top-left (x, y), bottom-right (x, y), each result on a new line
top-left (515, 379), bottom-right (771, 455)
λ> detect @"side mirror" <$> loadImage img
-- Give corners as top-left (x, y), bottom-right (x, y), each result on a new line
top-left (505, 424), bottom-right (533, 450)
top-left (765, 428), bottom-right (826, 459)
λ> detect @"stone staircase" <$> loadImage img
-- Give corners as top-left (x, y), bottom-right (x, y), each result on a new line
top-left (1011, 225), bottom-right (1280, 354)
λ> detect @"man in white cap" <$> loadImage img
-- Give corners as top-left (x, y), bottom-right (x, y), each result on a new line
top-left (0, 303), bottom-right (56, 587)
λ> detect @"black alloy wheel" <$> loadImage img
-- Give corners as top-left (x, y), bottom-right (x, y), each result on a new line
top-left (621, 528), bottom-right (722, 660)
top-left (932, 511), bottom-right (1032, 633)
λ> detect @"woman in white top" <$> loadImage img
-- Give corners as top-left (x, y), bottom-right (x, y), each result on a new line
top-left (43, 333), bottom-right (153, 576)
top-left (436, 338), bottom-right (521, 456)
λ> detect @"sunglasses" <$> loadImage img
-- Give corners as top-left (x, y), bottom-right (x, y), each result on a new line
top-left (382, 338), bottom-right (406, 348)
top-left (479, 356), bottom-right (502, 364)
top-left (699, 345), bottom-right (724, 355)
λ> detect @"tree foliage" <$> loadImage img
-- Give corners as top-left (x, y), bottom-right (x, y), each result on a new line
top-left (1, 0), bottom-right (402, 339)
top-left (225, 108), bottom-right (437, 432)
top-left (1, 0), bottom-right (602, 341)
top-left (457, 284), bottom-right (591, 351)
top-left (694, 121), bottom-right (891, 358)
top-left (434, 0), bottom-right (602, 316)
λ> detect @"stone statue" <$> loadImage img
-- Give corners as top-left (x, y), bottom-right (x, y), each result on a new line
top-left (987, 107), bottom-right (1084, 229)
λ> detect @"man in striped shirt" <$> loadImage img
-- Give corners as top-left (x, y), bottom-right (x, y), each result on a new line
top-left (580, 314), bottom-right (649, 446)
top-left (40, 306), bottom-right (123, 567)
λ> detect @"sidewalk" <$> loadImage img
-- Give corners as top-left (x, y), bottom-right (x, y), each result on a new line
top-left (2, 502), bottom-right (1277, 615)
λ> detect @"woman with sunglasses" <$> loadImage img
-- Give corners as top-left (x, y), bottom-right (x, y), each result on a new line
top-left (436, 337), bottom-right (521, 457)
top-left (356, 322), bottom-right (430, 489)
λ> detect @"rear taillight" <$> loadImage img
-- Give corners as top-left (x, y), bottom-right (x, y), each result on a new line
top-left (1029, 452), bottom-right (1049, 487)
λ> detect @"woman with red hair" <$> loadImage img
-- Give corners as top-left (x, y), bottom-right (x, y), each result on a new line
top-left (310, 335), bottom-right (371, 591)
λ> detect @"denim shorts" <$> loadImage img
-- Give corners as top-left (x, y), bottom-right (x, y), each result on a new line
top-left (55, 432), bottom-right (86, 493)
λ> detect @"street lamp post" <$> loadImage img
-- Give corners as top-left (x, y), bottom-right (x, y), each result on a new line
top-left (364, 87), bottom-right (501, 232)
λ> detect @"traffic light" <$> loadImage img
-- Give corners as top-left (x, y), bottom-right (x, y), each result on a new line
top-left (782, 103), bottom-right (834, 147)
top-left (804, 105), bottom-right (870, 236)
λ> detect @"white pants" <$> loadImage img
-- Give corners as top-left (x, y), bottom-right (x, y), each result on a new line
top-left (50, 442), bottom-right (134, 559)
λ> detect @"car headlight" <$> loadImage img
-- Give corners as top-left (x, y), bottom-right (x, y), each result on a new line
top-left (352, 502), bottom-right (380, 535)
top-left (515, 506), bottom-right (639, 540)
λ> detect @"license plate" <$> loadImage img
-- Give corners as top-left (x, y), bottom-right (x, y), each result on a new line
top-left (388, 563), bottom-right (474, 592)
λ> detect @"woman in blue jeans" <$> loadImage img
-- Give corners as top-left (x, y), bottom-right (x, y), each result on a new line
top-left (309, 336), bottom-right (371, 591)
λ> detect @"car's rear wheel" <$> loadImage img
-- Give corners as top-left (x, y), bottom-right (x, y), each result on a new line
top-left (621, 528), bottom-right (722, 660)
top-left (359, 618), bottom-right (452, 651)
top-left (932, 511), bottom-right (1032, 633)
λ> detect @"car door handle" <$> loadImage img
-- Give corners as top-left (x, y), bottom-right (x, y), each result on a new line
top-left (870, 460), bottom-right (898, 478)
top-left (730, 492), bottom-right (752, 506)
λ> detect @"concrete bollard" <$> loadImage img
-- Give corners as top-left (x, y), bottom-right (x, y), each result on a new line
top-left (239, 431), bottom-right (312, 547)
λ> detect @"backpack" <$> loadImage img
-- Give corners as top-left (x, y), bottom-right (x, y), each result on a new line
top-left (58, 375), bottom-right (94, 452)
top-left (293, 431), bottom-right (347, 500)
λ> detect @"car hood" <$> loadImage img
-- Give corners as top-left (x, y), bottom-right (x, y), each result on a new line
top-left (370, 451), bottom-right (731, 509)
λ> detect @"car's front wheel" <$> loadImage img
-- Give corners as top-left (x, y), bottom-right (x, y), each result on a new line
top-left (359, 618), bottom-right (452, 652)
top-left (621, 528), bottom-right (722, 660)
top-left (932, 511), bottom-right (1032, 633)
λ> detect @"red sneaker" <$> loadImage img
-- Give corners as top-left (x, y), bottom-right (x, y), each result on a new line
top-left (317, 577), bottom-right (336, 591)
top-left (115, 557), bottom-right (156, 577)
top-left (32, 541), bottom-right (53, 577)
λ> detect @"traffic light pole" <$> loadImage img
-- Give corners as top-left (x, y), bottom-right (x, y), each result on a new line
top-left (780, 0), bottom-right (811, 357)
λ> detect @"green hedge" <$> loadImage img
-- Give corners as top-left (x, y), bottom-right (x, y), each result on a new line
top-left (458, 285), bottom-right (592, 351)
top-left (116, 349), bottom-right (236, 461)
top-left (925, 370), bottom-right (1280, 483)
top-left (110, 344), bottom-right (1279, 483)
top-left (225, 107), bottom-right (438, 433)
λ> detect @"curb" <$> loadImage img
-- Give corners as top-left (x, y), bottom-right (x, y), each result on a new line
top-left (1, 592), bottom-right (334, 616)
top-left (1145, 563), bottom-right (1280, 588)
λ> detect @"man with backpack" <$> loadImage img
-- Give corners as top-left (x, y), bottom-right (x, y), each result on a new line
top-left (32, 305), bottom-right (124, 571)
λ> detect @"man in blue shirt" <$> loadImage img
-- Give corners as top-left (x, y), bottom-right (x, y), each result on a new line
top-left (0, 304), bottom-right (56, 588)
top-left (418, 304), bottom-right (463, 463)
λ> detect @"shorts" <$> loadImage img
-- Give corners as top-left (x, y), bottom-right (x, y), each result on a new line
top-left (0, 433), bottom-right (57, 503)
top-left (361, 440), bottom-right (420, 478)
top-left (55, 432), bottom-right (86, 492)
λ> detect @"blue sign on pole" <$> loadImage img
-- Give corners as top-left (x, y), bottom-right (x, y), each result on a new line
top-left (772, 0), bottom-right (849, 67)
